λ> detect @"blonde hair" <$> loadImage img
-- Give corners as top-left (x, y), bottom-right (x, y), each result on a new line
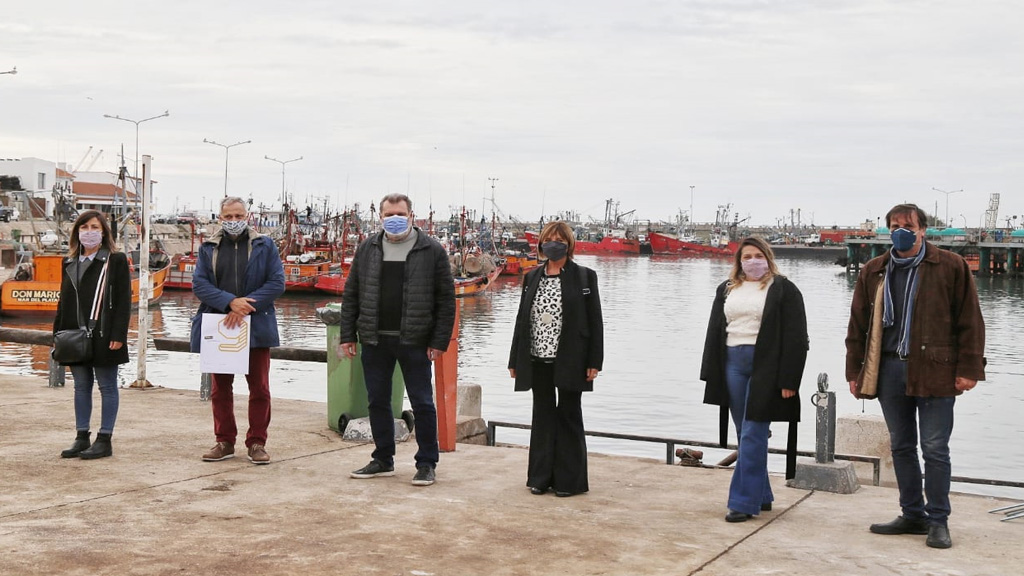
top-left (537, 221), bottom-right (575, 260)
top-left (726, 236), bottom-right (781, 292)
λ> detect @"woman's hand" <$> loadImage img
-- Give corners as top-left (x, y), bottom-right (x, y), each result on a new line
top-left (508, 369), bottom-right (516, 378)
top-left (109, 341), bottom-right (124, 351)
top-left (586, 368), bottom-right (599, 382)
top-left (781, 388), bottom-right (796, 399)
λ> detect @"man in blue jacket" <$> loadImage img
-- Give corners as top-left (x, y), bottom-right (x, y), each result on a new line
top-left (339, 193), bottom-right (455, 486)
top-left (191, 196), bottom-right (286, 465)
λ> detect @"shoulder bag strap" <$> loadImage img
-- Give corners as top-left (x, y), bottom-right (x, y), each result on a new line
top-left (87, 258), bottom-right (111, 330)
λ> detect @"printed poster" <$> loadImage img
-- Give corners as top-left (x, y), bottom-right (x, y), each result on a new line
top-left (199, 313), bottom-right (251, 375)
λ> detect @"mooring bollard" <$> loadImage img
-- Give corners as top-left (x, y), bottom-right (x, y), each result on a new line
top-left (787, 372), bottom-right (859, 494)
top-left (812, 373), bottom-right (836, 464)
top-left (47, 354), bottom-right (65, 387)
top-left (200, 373), bottom-right (211, 401)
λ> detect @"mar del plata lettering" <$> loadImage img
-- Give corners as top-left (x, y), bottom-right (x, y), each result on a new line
top-left (11, 290), bottom-right (60, 303)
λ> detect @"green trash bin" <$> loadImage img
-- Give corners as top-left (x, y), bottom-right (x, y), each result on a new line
top-left (324, 303), bottom-right (407, 434)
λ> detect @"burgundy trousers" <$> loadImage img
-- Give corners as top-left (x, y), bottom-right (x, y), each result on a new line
top-left (210, 347), bottom-right (271, 448)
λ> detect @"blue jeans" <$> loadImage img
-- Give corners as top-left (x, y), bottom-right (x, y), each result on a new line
top-left (70, 364), bottom-right (120, 434)
top-left (361, 336), bottom-right (438, 468)
top-left (877, 356), bottom-right (956, 525)
top-left (725, 345), bottom-right (773, 515)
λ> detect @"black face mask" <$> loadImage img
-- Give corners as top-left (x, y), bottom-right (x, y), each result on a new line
top-left (541, 241), bottom-right (568, 261)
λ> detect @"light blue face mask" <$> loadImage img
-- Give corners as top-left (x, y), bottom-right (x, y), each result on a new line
top-left (891, 227), bottom-right (917, 252)
top-left (383, 215), bottom-right (411, 235)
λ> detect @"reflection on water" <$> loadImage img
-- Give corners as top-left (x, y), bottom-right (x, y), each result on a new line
top-left (2, 255), bottom-right (1021, 497)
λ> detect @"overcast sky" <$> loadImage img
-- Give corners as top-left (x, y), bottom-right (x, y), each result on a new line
top-left (2, 1), bottom-right (1022, 228)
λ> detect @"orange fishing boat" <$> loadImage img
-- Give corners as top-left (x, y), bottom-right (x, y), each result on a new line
top-left (499, 251), bottom-right (540, 275)
top-left (164, 253), bottom-right (197, 290)
top-left (0, 252), bottom-right (171, 317)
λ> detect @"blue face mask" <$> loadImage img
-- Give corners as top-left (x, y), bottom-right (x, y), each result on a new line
top-left (383, 215), bottom-right (411, 235)
top-left (891, 227), bottom-right (917, 252)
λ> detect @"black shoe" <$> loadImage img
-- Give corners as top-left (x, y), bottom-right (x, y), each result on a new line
top-left (350, 460), bottom-right (395, 479)
top-left (530, 487), bottom-right (548, 495)
top-left (926, 524), bottom-right (952, 549)
top-left (554, 490), bottom-right (575, 498)
top-left (725, 510), bottom-right (752, 523)
top-left (869, 516), bottom-right (929, 535)
top-left (61, 431), bottom-right (91, 458)
top-left (761, 502), bottom-right (773, 512)
top-left (411, 466), bottom-right (435, 486)
top-left (79, 433), bottom-right (112, 460)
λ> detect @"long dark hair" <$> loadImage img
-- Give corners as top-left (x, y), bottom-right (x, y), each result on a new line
top-left (67, 210), bottom-right (118, 257)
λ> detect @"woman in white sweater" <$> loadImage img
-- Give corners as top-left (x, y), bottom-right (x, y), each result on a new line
top-left (700, 236), bottom-right (809, 523)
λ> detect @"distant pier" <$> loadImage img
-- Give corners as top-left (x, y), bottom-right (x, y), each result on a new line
top-left (844, 238), bottom-right (1024, 277)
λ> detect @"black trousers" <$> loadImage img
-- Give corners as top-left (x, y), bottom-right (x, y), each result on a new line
top-left (528, 361), bottom-right (589, 494)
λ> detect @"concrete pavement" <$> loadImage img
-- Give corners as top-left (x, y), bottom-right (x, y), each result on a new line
top-left (1, 375), bottom-right (1020, 576)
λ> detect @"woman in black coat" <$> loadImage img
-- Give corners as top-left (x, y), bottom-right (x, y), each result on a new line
top-left (699, 236), bottom-right (808, 522)
top-left (508, 221), bottom-right (604, 497)
top-left (53, 210), bottom-right (132, 460)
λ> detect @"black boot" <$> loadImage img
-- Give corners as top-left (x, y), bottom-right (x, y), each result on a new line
top-left (79, 432), bottom-right (112, 460)
top-left (61, 431), bottom-right (91, 458)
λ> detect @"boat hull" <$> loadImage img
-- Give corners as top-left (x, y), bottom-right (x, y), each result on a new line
top-left (647, 232), bottom-right (737, 256)
top-left (1, 259), bottom-right (172, 317)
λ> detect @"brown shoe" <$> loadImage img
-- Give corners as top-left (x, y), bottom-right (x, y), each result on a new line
top-left (247, 444), bottom-right (270, 465)
top-left (202, 442), bottom-right (235, 462)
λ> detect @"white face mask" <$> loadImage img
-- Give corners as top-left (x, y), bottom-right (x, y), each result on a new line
top-left (221, 220), bottom-right (248, 236)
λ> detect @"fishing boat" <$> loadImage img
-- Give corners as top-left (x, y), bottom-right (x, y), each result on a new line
top-left (164, 253), bottom-right (197, 290)
top-left (524, 230), bottom-right (642, 255)
top-left (499, 251), bottom-right (540, 275)
top-left (647, 231), bottom-right (737, 256)
top-left (0, 251), bottom-right (171, 317)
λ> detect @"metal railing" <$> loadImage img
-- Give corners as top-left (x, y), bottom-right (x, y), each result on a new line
top-left (487, 420), bottom-right (883, 486)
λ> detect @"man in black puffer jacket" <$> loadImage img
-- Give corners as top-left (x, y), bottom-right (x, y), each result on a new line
top-left (340, 193), bottom-right (455, 486)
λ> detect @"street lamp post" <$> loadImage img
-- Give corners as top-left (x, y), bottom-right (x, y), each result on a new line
top-left (204, 138), bottom-right (251, 197)
top-left (689, 185), bottom-right (695, 230)
top-left (265, 155), bottom-right (303, 207)
top-left (103, 110), bottom-right (170, 205)
top-left (932, 187), bottom-right (962, 228)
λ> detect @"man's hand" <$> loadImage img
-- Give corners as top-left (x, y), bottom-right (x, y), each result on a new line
top-left (955, 377), bottom-right (977, 392)
top-left (586, 368), bottom-right (599, 382)
top-left (509, 369), bottom-right (516, 378)
top-left (338, 342), bottom-right (357, 359)
top-left (223, 310), bottom-right (248, 329)
top-left (781, 389), bottom-right (796, 399)
top-left (109, 341), bottom-right (124, 351)
top-left (849, 380), bottom-right (859, 397)
top-left (427, 348), bottom-right (443, 362)
top-left (229, 297), bottom-right (257, 315)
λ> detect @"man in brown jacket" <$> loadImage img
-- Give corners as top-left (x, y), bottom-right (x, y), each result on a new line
top-left (846, 203), bottom-right (985, 550)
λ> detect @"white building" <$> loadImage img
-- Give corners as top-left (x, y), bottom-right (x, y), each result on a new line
top-left (0, 156), bottom-right (57, 218)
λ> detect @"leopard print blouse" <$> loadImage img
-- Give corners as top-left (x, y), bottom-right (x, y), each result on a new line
top-left (529, 274), bottom-right (563, 359)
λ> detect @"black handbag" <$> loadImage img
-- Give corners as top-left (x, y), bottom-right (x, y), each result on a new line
top-left (52, 258), bottom-right (110, 365)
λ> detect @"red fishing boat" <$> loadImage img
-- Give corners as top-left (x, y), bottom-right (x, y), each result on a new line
top-left (647, 231), bottom-right (737, 256)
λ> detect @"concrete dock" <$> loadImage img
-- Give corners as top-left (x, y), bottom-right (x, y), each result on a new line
top-left (2, 375), bottom-right (1021, 576)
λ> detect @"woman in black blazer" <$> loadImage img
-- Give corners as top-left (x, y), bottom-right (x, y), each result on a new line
top-left (700, 236), bottom-right (808, 522)
top-left (54, 210), bottom-right (132, 460)
top-left (509, 221), bottom-right (604, 497)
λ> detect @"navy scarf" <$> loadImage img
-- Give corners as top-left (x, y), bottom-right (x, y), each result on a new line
top-left (882, 243), bottom-right (926, 357)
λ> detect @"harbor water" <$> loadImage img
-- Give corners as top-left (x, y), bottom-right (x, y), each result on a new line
top-left (2, 253), bottom-right (1021, 498)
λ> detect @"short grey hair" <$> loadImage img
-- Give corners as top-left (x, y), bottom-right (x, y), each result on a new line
top-left (379, 193), bottom-right (412, 214)
top-left (220, 196), bottom-right (247, 213)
